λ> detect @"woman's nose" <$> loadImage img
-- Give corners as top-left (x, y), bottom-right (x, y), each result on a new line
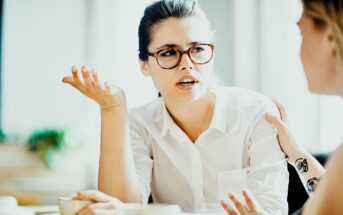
top-left (179, 53), bottom-right (194, 71)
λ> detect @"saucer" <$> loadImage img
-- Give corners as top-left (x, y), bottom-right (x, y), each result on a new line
top-left (0, 207), bottom-right (34, 215)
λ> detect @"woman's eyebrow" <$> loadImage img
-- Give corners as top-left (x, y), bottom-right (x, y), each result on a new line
top-left (157, 44), bottom-right (177, 50)
top-left (156, 41), bottom-right (205, 50)
top-left (189, 41), bottom-right (203, 45)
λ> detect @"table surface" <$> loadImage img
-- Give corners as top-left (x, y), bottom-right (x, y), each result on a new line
top-left (24, 205), bottom-right (226, 215)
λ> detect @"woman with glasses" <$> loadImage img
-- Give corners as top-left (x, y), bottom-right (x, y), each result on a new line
top-left (62, 0), bottom-right (288, 214)
top-left (221, 0), bottom-right (343, 214)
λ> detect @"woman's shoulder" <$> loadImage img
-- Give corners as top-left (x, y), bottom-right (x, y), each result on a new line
top-left (217, 86), bottom-right (273, 109)
top-left (128, 98), bottom-right (164, 122)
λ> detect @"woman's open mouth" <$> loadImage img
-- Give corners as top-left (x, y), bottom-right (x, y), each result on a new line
top-left (176, 76), bottom-right (199, 90)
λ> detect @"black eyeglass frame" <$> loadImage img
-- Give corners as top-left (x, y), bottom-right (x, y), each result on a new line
top-left (147, 43), bottom-right (215, 69)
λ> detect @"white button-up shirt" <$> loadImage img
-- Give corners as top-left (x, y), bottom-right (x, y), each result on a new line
top-left (129, 86), bottom-right (289, 214)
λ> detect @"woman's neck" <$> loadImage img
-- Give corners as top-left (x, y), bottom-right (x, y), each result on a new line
top-left (163, 92), bottom-right (216, 142)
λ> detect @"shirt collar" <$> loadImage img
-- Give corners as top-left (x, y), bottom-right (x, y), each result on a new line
top-left (208, 86), bottom-right (227, 134)
top-left (160, 103), bottom-right (174, 137)
top-left (159, 86), bottom-right (227, 137)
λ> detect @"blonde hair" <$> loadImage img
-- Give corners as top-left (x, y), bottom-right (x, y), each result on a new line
top-left (302, 0), bottom-right (343, 68)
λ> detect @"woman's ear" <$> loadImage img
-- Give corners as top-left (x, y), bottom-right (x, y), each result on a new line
top-left (326, 28), bottom-right (337, 57)
top-left (139, 60), bottom-right (150, 76)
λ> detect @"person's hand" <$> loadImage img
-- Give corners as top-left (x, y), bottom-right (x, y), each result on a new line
top-left (264, 97), bottom-right (306, 163)
top-left (73, 190), bottom-right (125, 215)
top-left (220, 190), bottom-right (266, 215)
top-left (62, 66), bottom-right (126, 111)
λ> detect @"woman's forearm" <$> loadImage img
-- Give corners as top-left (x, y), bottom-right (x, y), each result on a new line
top-left (98, 105), bottom-right (141, 203)
top-left (290, 151), bottom-right (326, 196)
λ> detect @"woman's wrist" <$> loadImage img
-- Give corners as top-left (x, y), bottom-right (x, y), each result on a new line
top-left (287, 148), bottom-right (309, 165)
top-left (99, 89), bottom-right (127, 112)
top-left (100, 102), bottom-right (127, 113)
top-left (99, 95), bottom-right (127, 113)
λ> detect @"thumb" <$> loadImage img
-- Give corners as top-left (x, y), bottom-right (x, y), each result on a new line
top-left (62, 76), bottom-right (74, 84)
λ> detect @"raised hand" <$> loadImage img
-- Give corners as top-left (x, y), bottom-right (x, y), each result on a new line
top-left (62, 66), bottom-right (126, 111)
top-left (220, 190), bottom-right (266, 215)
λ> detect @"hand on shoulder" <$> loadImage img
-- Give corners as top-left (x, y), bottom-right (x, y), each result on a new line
top-left (264, 97), bottom-right (307, 163)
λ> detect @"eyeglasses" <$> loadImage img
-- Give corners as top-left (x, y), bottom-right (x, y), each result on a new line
top-left (147, 43), bottom-right (215, 69)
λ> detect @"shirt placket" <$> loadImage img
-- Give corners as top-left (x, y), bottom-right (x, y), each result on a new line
top-left (167, 112), bottom-right (207, 211)
top-left (190, 138), bottom-right (206, 211)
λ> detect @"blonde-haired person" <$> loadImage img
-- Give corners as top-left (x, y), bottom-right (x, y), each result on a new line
top-left (220, 0), bottom-right (343, 214)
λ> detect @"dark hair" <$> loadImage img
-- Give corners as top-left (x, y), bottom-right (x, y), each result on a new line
top-left (138, 0), bottom-right (207, 61)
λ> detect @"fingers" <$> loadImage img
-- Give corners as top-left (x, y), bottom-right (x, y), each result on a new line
top-left (77, 207), bottom-right (117, 215)
top-left (228, 192), bottom-right (246, 214)
top-left (71, 66), bottom-right (80, 79)
top-left (271, 97), bottom-right (288, 121)
top-left (104, 81), bottom-right (112, 94)
top-left (81, 66), bottom-right (94, 87)
top-left (89, 202), bottom-right (116, 209)
top-left (76, 208), bottom-right (117, 215)
top-left (76, 207), bottom-right (93, 215)
top-left (91, 69), bottom-right (99, 82)
top-left (242, 189), bottom-right (256, 211)
top-left (91, 69), bottom-right (104, 91)
top-left (62, 66), bottom-right (125, 109)
top-left (61, 76), bottom-right (74, 85)
top-left (62, 66), bottom-right (80, 85)
top-left (62, 66), bottom-right (94, 86)
top-left (73, 190), bottom-right (111, 203)
top-left (74, 191), bottom-right (123, 215)
top-left (62, 66), bottom-right (107, 94)
top-left (220, 200), bottom-right (238, 215)
top-left (264, 113), bottom-right (285, 133)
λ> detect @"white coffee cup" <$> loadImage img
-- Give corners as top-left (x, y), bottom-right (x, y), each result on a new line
top-left (58, 197), bottom-right (93, 215)
top-left (120, 203), bottom-right (181, 215)
top-left (0, 195), bottom-right (18, 208)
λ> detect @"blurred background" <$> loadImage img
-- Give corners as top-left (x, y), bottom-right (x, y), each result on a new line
top-left (0, 0), bottom-right (342, 205)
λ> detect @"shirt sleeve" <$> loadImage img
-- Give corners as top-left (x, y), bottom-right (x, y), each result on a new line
top-left (129, 114), bottom-right (153, 204)
top-left (246, 101), bottom-right (289, 214)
